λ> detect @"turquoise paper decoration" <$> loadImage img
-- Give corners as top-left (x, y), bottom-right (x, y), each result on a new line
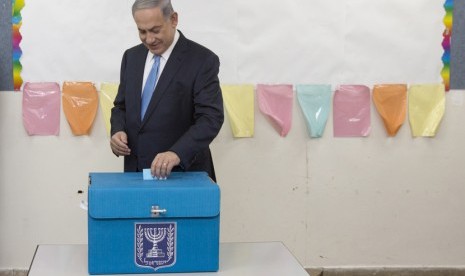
top-left (296, 84), bottom-right (332, 138)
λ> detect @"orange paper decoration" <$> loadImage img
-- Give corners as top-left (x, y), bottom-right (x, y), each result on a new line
top-left (62, 82), bottom-right (99, 136)
top-left (372, 84), bottom-right (407, 136)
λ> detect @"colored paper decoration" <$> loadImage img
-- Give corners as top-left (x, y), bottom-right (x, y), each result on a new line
top-left (256, 84), bottom-right (293, 137)
top-left (296, 84), bottom-right (331, 138)
top-left (221, 84), bottom-right (255, 138)
top-left (12, 0), bottom-right (25, 91)
top-left (333, 85), bottom-right (371, 137)
top-left (22, 82), bottom-right (61, 136)
top-left (372, 84), bottom-right (407, 137)
top-left (441, 0), bottom-right (453, 91)
top-left (62, 82), bottom-right (99, 136)
top-left (99, 83), bottom-right (119, 137)
top-left (15, 81), bottom-right (452, 140)
top-left (0, 0), bottom-right (12, 91)
top-left (408, 84), bottom-right (445, 137)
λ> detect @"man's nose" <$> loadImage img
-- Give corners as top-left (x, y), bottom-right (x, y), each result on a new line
top-left (145, 33), bottom-right (156, 44)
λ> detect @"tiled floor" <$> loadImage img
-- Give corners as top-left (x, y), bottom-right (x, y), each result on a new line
top-left (0, 270), bottom-right (28, 276)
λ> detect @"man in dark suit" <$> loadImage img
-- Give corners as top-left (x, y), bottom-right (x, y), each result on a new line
top-left (110, 0), bottom-right (224, 181)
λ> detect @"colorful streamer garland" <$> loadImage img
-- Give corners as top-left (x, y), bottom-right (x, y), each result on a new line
top-left (12, 0), bottom-right (24, 91)
top-left (441, 0), bottom-right (453, 92)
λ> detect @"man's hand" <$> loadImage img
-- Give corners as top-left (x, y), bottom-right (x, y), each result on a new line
top-left (110, 131), bottom-right (131, 156)
top-left (151, 151), bottom-right (181, 180)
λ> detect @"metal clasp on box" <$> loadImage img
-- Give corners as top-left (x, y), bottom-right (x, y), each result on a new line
top-left (151, 205), bottom-right (167, 217)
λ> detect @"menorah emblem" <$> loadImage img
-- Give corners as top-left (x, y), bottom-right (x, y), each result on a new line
top-left (144, 228), bottom-right (166, 258)
top-left (135, 222), bottom-right (176, 271)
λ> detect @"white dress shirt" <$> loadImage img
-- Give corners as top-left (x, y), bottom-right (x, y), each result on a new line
top-left (141, 30), bottom-right (180, 95)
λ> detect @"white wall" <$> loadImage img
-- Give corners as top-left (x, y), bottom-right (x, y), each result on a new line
top-left (2, 0), bottom-right (465, 270)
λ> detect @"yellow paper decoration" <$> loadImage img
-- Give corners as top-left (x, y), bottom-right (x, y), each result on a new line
top-left (221, 84), bottom-right (255, 137)
top-left (408, 84), bottom-right (445, 137)
top-left (100, 83), bottom-right (119, 137)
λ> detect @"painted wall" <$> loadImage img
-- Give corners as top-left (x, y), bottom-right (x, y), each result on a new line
top-left (2, 0), bottom-right (465, 270)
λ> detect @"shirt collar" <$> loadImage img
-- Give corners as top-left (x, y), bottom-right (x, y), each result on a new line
top-left (147, 30), bottom-right (180, 61)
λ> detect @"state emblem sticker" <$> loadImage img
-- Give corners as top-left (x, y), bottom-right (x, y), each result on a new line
top-left (135, 222), bottom-right (177, 271)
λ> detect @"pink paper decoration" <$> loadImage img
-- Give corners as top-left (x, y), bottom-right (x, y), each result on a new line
top-left (257, 84), bottom-right (293, 137)
top-left (333, 85), bottom-right (371, 137)
top-left (22, 82), bottom-right (61, 136)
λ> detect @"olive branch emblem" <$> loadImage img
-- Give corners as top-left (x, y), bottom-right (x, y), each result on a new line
top-left (136, 225), bottom-right (144, 262)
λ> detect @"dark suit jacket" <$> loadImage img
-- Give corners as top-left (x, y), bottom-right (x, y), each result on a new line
top-left (111, 31), bottom-right (224, 181)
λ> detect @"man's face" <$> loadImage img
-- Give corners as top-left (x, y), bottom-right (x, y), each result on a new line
top-left (134, 7), bottom-right (178, 55)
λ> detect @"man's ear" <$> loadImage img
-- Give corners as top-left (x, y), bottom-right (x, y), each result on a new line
top-left (170, 12), bottom-right (178, 27)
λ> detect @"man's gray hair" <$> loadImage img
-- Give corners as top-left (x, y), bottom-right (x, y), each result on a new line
top-left (132, 0), bottom-right (174, 19)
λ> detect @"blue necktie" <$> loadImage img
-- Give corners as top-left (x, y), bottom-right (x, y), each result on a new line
top-left (141, 55), bottom-right (161, 120)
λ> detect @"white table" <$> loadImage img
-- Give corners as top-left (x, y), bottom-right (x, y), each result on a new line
top-left (28, 242), bottom-right (309, 276)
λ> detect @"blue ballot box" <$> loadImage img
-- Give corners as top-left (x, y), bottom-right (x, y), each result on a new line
top-left (87, 172), bottom-right (220, 275)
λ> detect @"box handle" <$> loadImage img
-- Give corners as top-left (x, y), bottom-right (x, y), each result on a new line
top-left (151, 205), bottom-right (167, 217)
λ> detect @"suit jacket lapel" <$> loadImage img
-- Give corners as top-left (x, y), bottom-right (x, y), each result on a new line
top-left (141, 32), bottom-right (189, 126)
